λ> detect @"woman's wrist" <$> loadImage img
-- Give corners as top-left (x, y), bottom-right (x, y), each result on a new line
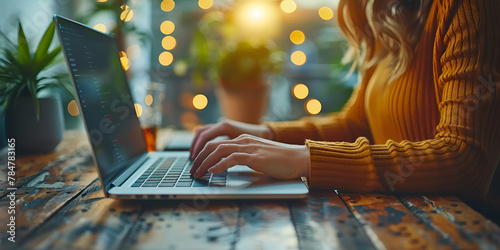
top-left (263, 126), bottom-right (275, 140)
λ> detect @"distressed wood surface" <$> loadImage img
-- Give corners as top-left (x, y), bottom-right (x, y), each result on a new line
top-left (339, 193), bottom-right (457, 249)
top-left (235, 201), bottom-right (298, 250)
top-left (21, 180), bottom-right (141, 249)
top-left (121, 200), bottom-right (239, 250)
top-left (290, 191), bottom-right (375, 249)
top-left (0, 148), bottom-right (97, 245)
top-left (423, 196), bottom-right (500, 248)
top-left (1, 130), bottom-right (499, 249)
top-left (0, 130), bottom-right (90, 197)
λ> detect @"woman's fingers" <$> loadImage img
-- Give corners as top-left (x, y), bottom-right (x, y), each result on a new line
top-left (189, 125), bottom-right (212, 157)
top-left (191, 135), bottom-right (256, 176)
top-left (190, 123), bottom-right (229, 160)
top-left (194, 149), bottom-right (251, 178)
top-left (190, 139), bottom-right (234, 174)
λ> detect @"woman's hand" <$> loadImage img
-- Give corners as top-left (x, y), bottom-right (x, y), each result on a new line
top-left (189, 120), bottom-right (274, 160)
top-left (190, 134), bottom-right (310, 179)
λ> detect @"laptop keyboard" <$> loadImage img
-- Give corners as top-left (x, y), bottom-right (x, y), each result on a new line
top-left (131, 156), bottom-right (227, 188)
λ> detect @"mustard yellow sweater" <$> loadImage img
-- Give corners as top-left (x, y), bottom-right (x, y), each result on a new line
top-left (269, 0), bottom-right (500, 197)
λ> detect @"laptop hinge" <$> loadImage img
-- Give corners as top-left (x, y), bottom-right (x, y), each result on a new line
top-left (111, 153), bottom-right (149, 187)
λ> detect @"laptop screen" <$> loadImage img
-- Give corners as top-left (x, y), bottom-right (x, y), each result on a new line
top-left (55, 16), bottom-right (147, 188)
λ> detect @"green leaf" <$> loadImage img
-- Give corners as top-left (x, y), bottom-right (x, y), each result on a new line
top-left (26, 79), bottom-right (40, 119)
top-left (35, 46), bottom-right (61, 74)
top-left (17, 21), bottom-right (31, 65)
top-left (34, 21), bottom-right (55, 65)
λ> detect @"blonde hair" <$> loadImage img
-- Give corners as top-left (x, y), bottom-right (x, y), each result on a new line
top-left (337, 0), bottom-right (432, 81)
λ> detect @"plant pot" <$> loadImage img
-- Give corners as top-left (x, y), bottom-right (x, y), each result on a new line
top-left (6, 96), bottom-right (64, 154)
top-left (216, 82), bottom-right (269, 124)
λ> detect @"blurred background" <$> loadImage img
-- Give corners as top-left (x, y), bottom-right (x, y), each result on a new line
top-left (0, 0), bottom-right (357, 133)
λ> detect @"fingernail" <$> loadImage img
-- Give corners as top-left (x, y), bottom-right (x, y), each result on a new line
top-left (207, 167), bottom-right (215, 174)
top-left (194, 171), bottom-right (201, 178)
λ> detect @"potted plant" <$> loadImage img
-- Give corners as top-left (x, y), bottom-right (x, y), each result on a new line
top-left (186, 12), bottom-right (284, 124)
top-left (0, 21), bottom-right (73, 153)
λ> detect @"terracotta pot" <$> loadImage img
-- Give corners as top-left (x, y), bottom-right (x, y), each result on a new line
top-left (6, 96), bottom-right (64, 154)
top-left (216, 82), bottom-right (269, 124)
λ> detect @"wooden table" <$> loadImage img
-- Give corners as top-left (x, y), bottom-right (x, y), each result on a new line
top-left (1, 130), bottom-right (500, 249)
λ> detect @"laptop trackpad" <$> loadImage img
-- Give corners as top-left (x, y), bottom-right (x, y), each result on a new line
top-left (226, 165), bottom-right (282, 188)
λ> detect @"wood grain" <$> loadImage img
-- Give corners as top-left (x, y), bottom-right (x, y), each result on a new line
top-left (121, 199), bottom-right (239, 250)
top-left (0, 130), bottom-right (90, 197)
top-left (235, 201), bottom-right (298, 250)
top-left (339, 193), bottom-right (458, 249)
top-left (423, 196), bottom-right (500, 248)
top-left (398, 195), bottom-right (482, 249)
top-left (290, 191), bottom-right (375, 249)
top-left (21, 180), bottom-right (141, 249)
top-left (0, 150), bottom-right (97, 245)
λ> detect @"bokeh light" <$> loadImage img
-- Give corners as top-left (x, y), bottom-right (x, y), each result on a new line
top-left (93, 24), bottom-right (106, 33)
top-left (198, 0), bottom-right (213, 9)
top-left (319, 7), bottom-right (334, 20)
top-left (145, 94), bottom-right (153, 106)
top-left (67, 100), bottom-right (79, 116)
top-left (160, 21), bottom-right (175, 35)
top-left (306, 99), bottom-right (322, 115)
top-left (158, 51), bottom-right (174, 66)
top-left (234, 1), bottom-right (280, 39)
top-left (119, 51), bottom-right (129, 71)
top-left (120, 5), bottom-right (133, 22)
top-left (192, 94), bottom-right (208, 110)
top-left (120, 57), bottom-right (130, 71)
top-left (161, 36), bottom-right (177, 50)
top-left (292, 83), bottom-right (309, 99)
top-left (134, 103), bottom-right (143, 117)
top-left (161, 0), bottom-right (175, 12)
top-left (291, 51), bottom-right (307, 66)
top-left (127, 44), bottom-right (141, 59)
top-left (290, 30), bottom-right (305, 45)
top-left (97, 0), bottom-right (107, 2)
top-left (280, 0), bottom-right (297, 14)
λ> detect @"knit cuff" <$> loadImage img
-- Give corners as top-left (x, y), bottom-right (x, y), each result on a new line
top-left (305, 137), bottom-right (383, 192)
top-left (266, 120), bottom-right (319, 145)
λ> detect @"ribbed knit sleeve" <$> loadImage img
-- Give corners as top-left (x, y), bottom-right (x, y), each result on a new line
top-left (276, 0), bottom-right (500, 196)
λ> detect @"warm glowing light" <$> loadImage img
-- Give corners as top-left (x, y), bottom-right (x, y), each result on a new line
top-left (145, 94), bottom-right (153, 106)
top-left (160, 21), bottom-right (175, 35)
top-left (67, 100), bottom-right (79, 116)
top-left (161, 0), bottom-right (175, 12)
top-left (97, 0), bottom-right (107, 2)
top-left (120, 57), bottom-right (130, 71)
top-left (290, 30), bottom-right (305, 45)
top-left (127, 44), bottom-right (141, 59)
top-left (198, 0), bottom-right (213, 9)
top-left (291, 51), bottom-right (307, 66)
top-left (306, 99), bottom-right (322, 115)
top-left (192, 94), bottom-right (208, 110)
top-left (158, 51), bottom-right (174, 66)
top-left (161, 36), bottom-right (177, 50)
top-left (119, 51), bottom-right (129, 71)
top-left (319, 7), bottom-right (334, 20)
top-left (93, 24), bottom-right (106, 33)
top-left (292, 83), bottom-right (309, 100)
top-left (234, 1), bottom-right (279, 39)
top-left (280, 0), bottom-right (297, 14)
top-left (120, 5), bottom-right (134, 22)
top-left (134, 103), bottom-right (143, 117)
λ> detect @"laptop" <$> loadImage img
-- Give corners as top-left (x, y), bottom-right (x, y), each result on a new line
top-left (54, 15), bottom-right (308, 199)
